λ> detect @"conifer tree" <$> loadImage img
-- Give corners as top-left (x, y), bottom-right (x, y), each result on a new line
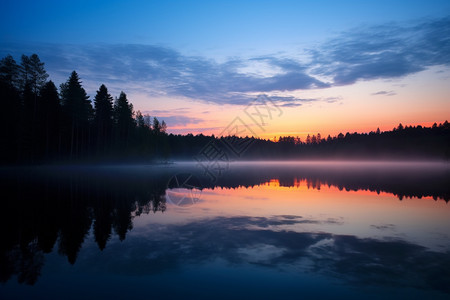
top-left (93, 84), bottom-right (114, 154)
top-left (60, 71), bottom-right (92, 159)
top-left (113, 91), bottom-right (135, 152)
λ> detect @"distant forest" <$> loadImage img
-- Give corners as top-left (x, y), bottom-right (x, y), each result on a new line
top-left (1, 53), bottom-right (449, 164)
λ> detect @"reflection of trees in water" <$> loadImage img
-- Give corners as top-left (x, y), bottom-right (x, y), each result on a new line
top-left (0, 242), bottom-right (44, 285)
top-left (0, 168), bottom-right (167, 285)
top-left (209, 164), bottom-right (450, 202)
top-left (0, 163), bottom-right (448, 285)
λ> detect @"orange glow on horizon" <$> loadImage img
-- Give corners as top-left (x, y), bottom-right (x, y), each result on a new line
top-left (205, 178), bottom-right (443, 202)
top-left (157, 67), bottom-right (450, 140)
top-left (168, 119), bottom-right (448, 142)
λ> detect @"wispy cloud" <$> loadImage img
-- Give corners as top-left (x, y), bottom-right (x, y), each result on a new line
top-left (310, 16), bottom-right (450, 85)
top-left (371, 90), bottom-right (396, 96)
top-left (0, 43), bottom-right (327, 105)
top-left (1, 16), bottom-right (448, 106)
top-left (268, 95), bottom-right (341, 107)
top-left (80, 215), bottom-right (450, 293)
top-left (139, 108), bottom-right (204, 126)
top-left (152, 115), bottom-right (204, 127)
top-left (142, 108), bottom-right (191, 115)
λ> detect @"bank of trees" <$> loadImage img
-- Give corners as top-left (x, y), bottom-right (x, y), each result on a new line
top-left (246, 122), bottom-right (450, 160)
top-left (160, 121), bottom-right (449, 160)
top-left (1, 54), bottom-right (449, 164)
top-left (0, 54), bottom-right (167, 164)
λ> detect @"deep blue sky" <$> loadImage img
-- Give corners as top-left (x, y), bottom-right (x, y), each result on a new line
top-left (2, 0), bottom-right (449, 57)
top-left (1, 0), bottom-right (449, 137)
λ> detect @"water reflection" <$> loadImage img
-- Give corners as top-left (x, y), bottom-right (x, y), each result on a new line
top-left (0, 162), bottom-right (449, 298)
top-left (103, 215), bottom-right (449, 294)
top-left (0, 166), bottom-right (167, 284)
top-left (207, 162), bottom-right (450, 202)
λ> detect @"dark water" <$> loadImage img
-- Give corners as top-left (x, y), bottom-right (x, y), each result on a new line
top-left (1, 162), bottom-right (449, 300)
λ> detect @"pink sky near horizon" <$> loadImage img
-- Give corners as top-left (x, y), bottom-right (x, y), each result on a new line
top-left (2, 1), bottom-right (449, 141)
top-left (130, 66), bottom-right (450, 141)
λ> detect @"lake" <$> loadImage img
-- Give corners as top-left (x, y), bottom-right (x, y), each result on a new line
top-left (0, 161), bottom-right (449, 299)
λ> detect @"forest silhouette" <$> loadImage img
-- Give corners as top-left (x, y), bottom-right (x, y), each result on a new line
top-left (1, 53), bottom-right (449, 164)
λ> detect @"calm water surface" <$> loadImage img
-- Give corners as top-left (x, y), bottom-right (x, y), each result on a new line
top-left (1, 162), bottom-right (449, 299)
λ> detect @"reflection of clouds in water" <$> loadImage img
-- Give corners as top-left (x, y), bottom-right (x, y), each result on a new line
top-left (237, 244), bottom-right (286, 264)
top-left (278, 215), bottom-right (302, 220)
top-left (2, 163), bottom-right (449, 291)
top-left (80, 215), bottom-right (450, 294)
top-left (371, 224), bottom-right (396, 231)
top-left (324, 217), bottom-right (345, 225)
top-left (205, 161), bottom-right (450, 202)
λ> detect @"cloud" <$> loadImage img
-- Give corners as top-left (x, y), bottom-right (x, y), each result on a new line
top-left (310, 16), bottom-right (450, 85)
top-left (323, 96), bottom-right (342, 103)
top-left (0, 43), bottom-right (326, 106)
top-left (371, 224), bottom-right (396, 231)
top-left (156, 115), bottom-right (204, 127)
top-left (264, 96), bottom-right (318, 108)
top-left (371, 90), bottom-right (396, 96)
top-left (139, 109), bottom-right (204, 126)
top-left (142, 108), bottom-right (190, 115)
top-left (1, 16), bottom-right (449, 106)
top-left (77, 215), bottom-right (450, 294)
top-left (267, 95), bottom-right (341, 107)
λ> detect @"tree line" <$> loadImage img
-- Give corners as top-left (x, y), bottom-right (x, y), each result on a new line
top-left (259, 121), bottom-right (450, 160)
top-left (1, 53), bottom-right (449, 164)
top-left (0, 54), bottom-right (167, 164)
top-left (165, 121), bottom-right (450, 160)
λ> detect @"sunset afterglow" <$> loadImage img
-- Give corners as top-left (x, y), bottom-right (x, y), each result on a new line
top-left (1, 2), bottom-right (449, 298)
top-left (1, 1), bottom-right (449, 140)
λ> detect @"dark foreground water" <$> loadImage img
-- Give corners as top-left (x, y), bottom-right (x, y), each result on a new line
top-left (1, 162), bottom-right (449, 300)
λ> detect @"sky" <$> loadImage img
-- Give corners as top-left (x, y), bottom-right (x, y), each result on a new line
top-left (1, 0), bottom-right (449, 139)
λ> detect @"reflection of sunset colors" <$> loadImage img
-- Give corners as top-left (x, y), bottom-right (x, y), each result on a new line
top-left (2, 165), bottom-right (449, 298)
top-left (263, 178), bottom-right (445, 200)
top-left (158, 179), bottom-right (450, 251)
top-left (1, 1), bottom-right (450, 298)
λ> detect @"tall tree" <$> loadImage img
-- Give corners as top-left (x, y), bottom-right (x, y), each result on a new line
top-left (0, 55), bottom-right (21, 163)
top-left (306, 134), bottom-right (311, 144)
top-left (135, 110), bottom-right (146, 128)
top-left (19, 82), bottom-right (36, 161)
top-left (60, 71), bottom-right (92, 159)
top-left (152, 117), bottom-right (161, 134)
top-left (93, 84), bottom-right (114, 155)
top-left (0, 55), bottom-right (20, 89)
top-left (161, 120), bottom-right (167, 134)
top-left (39, 81), bottom-right (61, 160)
top-left (17, 54), bottom-right (49, 162)
top-left (20, 54), bottom-right (48, 95)
top-left (113, 91), bottom-right (135, 153)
